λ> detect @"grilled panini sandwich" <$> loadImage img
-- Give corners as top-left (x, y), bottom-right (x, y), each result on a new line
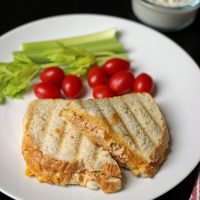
top-left (62, 93), bottom-right (169, 177)
top-left (22, 100), bottom-right (122, 193)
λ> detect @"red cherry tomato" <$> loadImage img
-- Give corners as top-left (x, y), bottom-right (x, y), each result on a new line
top-left (40, 66), bottom-right (64, 86)
top-left (103, 58), bottom-right (130, 75)
top-left (93, 85), bottom-right (114, 99)
top-left (34, 82), bottom-right (61, 99)
top-left (87, 66), bottom-right (107, 88)
top-left (109, 70), bottom-right (135, 95)
top-left (133, 73), bottom-right (154, 94)
top-left (62, 75), bottom-right (83, 98)
top-left (88, 65), bottom-right (100, 74)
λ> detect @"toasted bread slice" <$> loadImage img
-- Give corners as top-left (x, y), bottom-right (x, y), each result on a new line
top-left (22, 100), bottom-right (122, 193)
top-left (62, 93), bottom-right (169, 177)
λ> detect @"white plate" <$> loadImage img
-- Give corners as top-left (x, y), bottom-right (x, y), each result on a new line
top-left (0, 14), bottom-right (200, 200)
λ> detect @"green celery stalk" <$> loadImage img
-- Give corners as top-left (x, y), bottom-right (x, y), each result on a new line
top-left (19, 28), bottom-right (128, 71)
top-left (69, 38), bottom-right (125, 53)
top-left (23, 28), bottom-right (117, 51)
top-left (15, 39), bottom-right (125, 64)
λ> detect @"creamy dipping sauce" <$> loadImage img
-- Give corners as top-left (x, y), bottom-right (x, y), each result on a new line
top-left (132, 0), bottom-right (200, 31)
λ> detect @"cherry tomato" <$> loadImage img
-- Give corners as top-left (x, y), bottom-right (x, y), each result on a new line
top-left (40, 66), bottom-right (64, 86)
top-left (103, 58), bottom-right (130, 75)
top-left (87, 66), bottom-right (107, 88)
top-left (93, 85), bottom-right (114, 99)
top-left (88, 65), bottom-right (100, 74)
top-left (109, 70), bottom-right (135, 95)
top-left (133, 73), bottom-right (154, 94)
top-left (62, 75), bottom-right (83, 98)
top-left (34, 82), bottom-right (61, 99)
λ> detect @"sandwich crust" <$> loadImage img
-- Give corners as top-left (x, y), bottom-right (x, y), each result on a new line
top-left (22, 100), bottom-right (122, 193)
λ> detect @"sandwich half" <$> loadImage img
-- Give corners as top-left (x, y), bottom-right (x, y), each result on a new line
top-left (22, 99), bottom-right (122, 193)
top-left (62, 93), bottom-right (169, 177)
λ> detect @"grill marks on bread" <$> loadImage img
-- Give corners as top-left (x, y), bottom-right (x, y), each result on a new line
top-left (27, 100), bottom-right (118, 169)
top-left (23, 100), bottom-right (122, 193)
top-left (64, 93), bottom-right (169, 177)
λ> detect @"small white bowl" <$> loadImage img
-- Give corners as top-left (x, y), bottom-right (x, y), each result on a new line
top-left (132, 0), bottom-right (200, 31)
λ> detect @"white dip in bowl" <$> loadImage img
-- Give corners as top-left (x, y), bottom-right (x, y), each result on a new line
top-left (132, 0), bottom-right (200, 31)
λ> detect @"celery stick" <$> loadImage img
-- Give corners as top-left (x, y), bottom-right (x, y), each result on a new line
top-left (21, 38), bottom-right (125, 58)
top-left (20, 29), bottom-right (126, 66)
top-left (14, 41), bottom-right (125, 64)
top-left (83, 43), bottom-right (124, 53)
top-left (68, 38), bottom-right (125, 53)
top-left (23, 28), bottom-right (117, 51)
top-left (13, 51), bottom-right (50, 64)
